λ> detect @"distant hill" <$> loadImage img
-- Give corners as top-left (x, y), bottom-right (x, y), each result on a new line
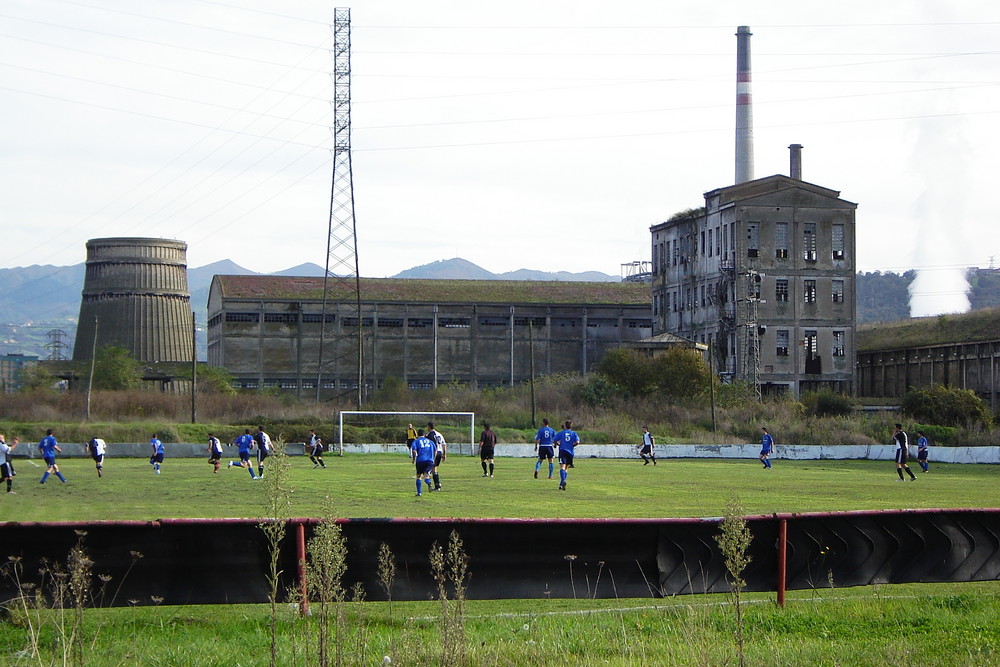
top-left (393, 258), bottom-right (619, 282)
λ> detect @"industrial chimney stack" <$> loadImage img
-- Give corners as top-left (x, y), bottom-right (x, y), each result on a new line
top-left (789, 143), bottom-right (803, 180)
top-left (735, 26), bottom-right (754, 184)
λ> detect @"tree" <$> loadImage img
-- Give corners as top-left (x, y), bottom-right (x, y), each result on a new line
top-left (901, 385), bottom-right (992, 428)
top-left (595, 347), bottom-right (711, 401)
top-left (91, 346), bottom-right (142, 390)
top-left (197, 364), bottom-right (237, 395)
top-left (16, 363), bottom-right (59, 393)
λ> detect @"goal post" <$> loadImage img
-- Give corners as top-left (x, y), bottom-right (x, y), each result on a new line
top-left (337, 411), bottom-right (476, 456)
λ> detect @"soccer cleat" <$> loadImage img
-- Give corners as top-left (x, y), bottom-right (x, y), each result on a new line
top-left (559, 483), bottom-right (566, 490)
top-left (415, 492), bottom-right (422, 497)
top-left (313, 464), bottom-right (319, 469)
top-left (489, 474), bottom-right (494, 478)
top-left (227, 462), bottom-right (233, 468)
top-left (548, 476), bottom-right (553, 479)
top-left (482, 473), bottom-right (488, 477)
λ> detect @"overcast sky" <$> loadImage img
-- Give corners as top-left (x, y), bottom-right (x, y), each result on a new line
top-left (2, 0), bottom-right (998, 313)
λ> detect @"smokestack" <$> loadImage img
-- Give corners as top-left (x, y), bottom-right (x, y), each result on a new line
top-left (735, 26), bottom-right (754, 184)
top-left (789, 143), bottom-right (803, 180)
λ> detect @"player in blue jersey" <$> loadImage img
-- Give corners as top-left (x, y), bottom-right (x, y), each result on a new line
top-left (759, 427), bottom-right (773, 469)
top-left (1, 433), bottom-right (19, 493)
top-left (638, 427), bottom-right (657, 466)
top-left (553, 420), bottom-right (579, 491)
top-left (38, 429), bottom-right (67, 484)
top-left (228, 429), bottom-right (258, 479)
top-left (915, 430), bottom-right (930, 473)
top-left (149, 434), bottom-right (165, 474)
top-left (534, 418), bottom-right (556, 479)
top-left (410, 429), bottom-right (437, 496)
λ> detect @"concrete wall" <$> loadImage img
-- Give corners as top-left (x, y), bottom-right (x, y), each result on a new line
top-left (23, 442), bottom-right (998, 464)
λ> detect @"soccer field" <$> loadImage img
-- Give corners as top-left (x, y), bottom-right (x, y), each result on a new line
top-left (3, 454), bottom-right (998, 522)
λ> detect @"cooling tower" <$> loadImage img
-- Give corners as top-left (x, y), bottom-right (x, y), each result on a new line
top-left (73, 238), bottom-right (194, 362)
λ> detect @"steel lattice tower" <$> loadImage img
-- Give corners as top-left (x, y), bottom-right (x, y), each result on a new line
top-left (317, 7), bottom-right (363, 406)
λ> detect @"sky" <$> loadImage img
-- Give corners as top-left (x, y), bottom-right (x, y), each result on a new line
top-left (2, 0), bottom-right (999, 315)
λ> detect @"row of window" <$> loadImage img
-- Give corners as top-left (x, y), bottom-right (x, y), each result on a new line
top-left (775, 279), bottom-right (846, 304)
top-left (653, 221), bottom-right (847, 273)
top-left (216, 313), bottom-right (646, 329)
top-left (747, 222), bottom-right (845, 261)
top-left (773, 330), bottom-right (846, 358)
top-left (654, 277), bottom-right (846, 317)
top-left (234, 379), bottom-right (476, 391)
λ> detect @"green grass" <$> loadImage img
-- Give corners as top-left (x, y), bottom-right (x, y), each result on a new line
top-left (3, 584), bottom-right (1000, 665)
top-left (2, 454), bottom-right (997, 522)
top-left (4, 455), bottom-right (1000, 665)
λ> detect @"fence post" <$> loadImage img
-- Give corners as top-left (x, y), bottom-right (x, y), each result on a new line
top-left (296, 521), bottom-right (309, 616)
top-left (776, 517), bottom-right (787, 608)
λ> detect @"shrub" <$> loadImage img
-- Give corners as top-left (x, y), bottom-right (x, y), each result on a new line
top-left (901, 385), bottom-right (992, 428)
top-left (801, 390), bottom-right (857, 417)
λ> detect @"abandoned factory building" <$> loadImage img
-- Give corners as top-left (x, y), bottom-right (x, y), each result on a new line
top-left (650, 169), bottom-right (858, 397)
top-left (207, 275), bottom-right (652, 396)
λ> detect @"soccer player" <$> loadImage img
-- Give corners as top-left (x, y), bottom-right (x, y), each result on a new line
top-left (1, 434), bottom-right (18, 494)
top-left (228, 429), bottom-right (258, 479)
top-left (307, 430), bottom-right (327, 469)
top-left (892, 423), bottom-right (916, 481)
top-left (534, 418), bottom-right (555, 479)
top-left (427, 422), bottom-right (447, 490)
top-left (410, 428), bottom-right (436, 496)
top-left (915, 430), bottom-right (930, 473)
top-left (149, 434), bottom-right (165, 474)
top-left (88, 436), bottom-right (107, 477)
top-left (479, 422), bottom-right (497, 477)
top-left (254, 426), bottom-right (272, 478)
top-left (553, 420), bottom-right (579, 491)
top-left (639, 426), bottom-right (657, 466)
top-left (39, 429), bottom-right (67, 484)
top-left (207, 433), bottom-right (223, 473)
top-left (759, 427), bottom-right (773, 469)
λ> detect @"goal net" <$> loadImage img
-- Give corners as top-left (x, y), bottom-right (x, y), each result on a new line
top-left (336, 411), bottom-right (477, 455)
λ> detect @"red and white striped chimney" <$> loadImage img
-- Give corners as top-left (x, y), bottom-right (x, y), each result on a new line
top-left (735, 26), bottom-right (754, 184)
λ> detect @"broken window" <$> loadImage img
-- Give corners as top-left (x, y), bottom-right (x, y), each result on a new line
top-left (832, 279), bottom-right (845, 303)
top-left (747, 222), bottom-right (760, 258)
top-left (775, 279), bottom-right (789, 303)
top-left (776, 329), bottom-right (789, 357)
top-left (833, 330), bottom-right (846, 357)
top-left (804, 279), bottom-right (817, 304)
top-left (775, 222), bottom-right (789, 259)
top-left (832, 224), bottom-right (845, 260)
top-left (803, 223), bottom-right (817, 261)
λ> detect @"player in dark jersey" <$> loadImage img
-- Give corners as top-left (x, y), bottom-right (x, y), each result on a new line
top-left (479, 423), bottom-right (497, 478)
top-left (892, 424), bottom-right (916, 481)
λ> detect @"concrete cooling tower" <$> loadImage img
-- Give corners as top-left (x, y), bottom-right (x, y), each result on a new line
top-left (73, 238), bottom-right (194, 362)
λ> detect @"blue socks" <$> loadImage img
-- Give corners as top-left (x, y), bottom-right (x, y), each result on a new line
top-left (549, 462), bottom-right (554, 477)
top-left (56, 471), bottom-right (67, 482)
top-left (40, 472), bottom-right (50, 483)
top-left (560, 469), bottom-right (567, 484)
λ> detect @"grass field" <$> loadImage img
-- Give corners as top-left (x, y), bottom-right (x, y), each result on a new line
top-left (3, 454), bottom-right (1000, 665)
top-left (2, 453), bottom-right (998, 522)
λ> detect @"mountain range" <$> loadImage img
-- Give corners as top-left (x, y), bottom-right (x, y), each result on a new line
top-left (0, 258), bottom-right (617, 359)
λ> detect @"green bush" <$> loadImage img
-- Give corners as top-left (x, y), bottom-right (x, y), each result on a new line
top-left (901, 385), bottom-right (992, 428)
top-left (801, 390), bottom-right (857, 417)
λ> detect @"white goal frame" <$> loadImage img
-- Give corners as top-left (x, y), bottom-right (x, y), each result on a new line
top-left (337, 411), bottom-right (476, 455)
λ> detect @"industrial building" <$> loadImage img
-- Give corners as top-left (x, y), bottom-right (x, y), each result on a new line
top-left (207, 275), bottom-right (652, 396)
top-left (0, 353), bottom-right (39, 392)
top-left (649, 149), bottom-right (857, 397)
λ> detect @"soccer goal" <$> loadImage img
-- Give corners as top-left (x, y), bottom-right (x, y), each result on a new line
top-left (336, 411), bottom-right (476, 455)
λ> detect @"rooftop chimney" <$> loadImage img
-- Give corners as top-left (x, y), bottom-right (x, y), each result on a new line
top-left (789, 143), bottom-right (803, 180)
top-left (735, 26), bottom-right (754, 184)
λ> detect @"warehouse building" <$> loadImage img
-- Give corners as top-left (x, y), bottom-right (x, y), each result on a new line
top-left (207, 276), bottom-right (652, 396)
